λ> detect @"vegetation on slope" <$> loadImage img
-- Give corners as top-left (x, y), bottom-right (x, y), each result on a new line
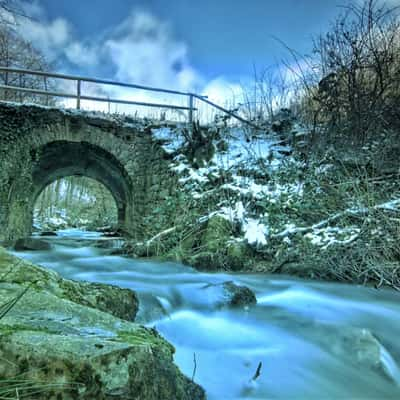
top-left (119, 0), bottom-right (400, 289)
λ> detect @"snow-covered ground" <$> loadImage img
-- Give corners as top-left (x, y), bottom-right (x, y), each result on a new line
top-left (152, 124), bottom-right (303, 246)
top-left (151, 122), bottom-right (400, 253)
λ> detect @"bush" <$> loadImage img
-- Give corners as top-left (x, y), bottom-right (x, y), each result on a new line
top-left (306, 0), bottom-right (400, 145)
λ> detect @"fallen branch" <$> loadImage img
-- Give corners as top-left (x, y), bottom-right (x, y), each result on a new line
top-left (0, 281), bottom-right (36, 321)
top-left (146, 227), bottom-right (176, 246)
top-left (0, 260), bottom-right (23, 281)
top-left (251, 362), bottom-right (262, 381)
top-left (191, 352), bottom-right (197, 382)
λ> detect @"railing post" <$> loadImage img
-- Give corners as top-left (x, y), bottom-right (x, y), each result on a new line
top-left (188, 93), bottom-right (194, 126)
top-left (76, 79), bottom-right (81, 109)
top-left (44, 76), bottom-right (49, 106)
top-left (19, 74), bottom-right (23, 103)
top-left (4, 69), bottom-right (8, 101)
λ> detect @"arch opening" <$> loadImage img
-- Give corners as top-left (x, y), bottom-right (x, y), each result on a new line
top-left (34, 177), bottom-right (119, 231)
top-left (30, 140), bottom-right (132, 234)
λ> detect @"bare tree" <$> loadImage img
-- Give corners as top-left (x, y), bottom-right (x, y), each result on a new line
top-left (0, 0), bottom-right (22, 24)
top-left (0, 0), bottom-right (57, 105)
top-left (309, 0), bottom-right (400, 144)
top-left (241, 65), bottom-right (294, 124)
top-left (0, 25), bottom-right (56, 104)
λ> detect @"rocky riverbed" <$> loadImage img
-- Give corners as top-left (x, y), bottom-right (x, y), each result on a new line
top-left (4, 229), bottom-right (400, 399)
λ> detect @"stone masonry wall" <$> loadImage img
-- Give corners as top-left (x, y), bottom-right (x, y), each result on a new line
top-left (0, 103), bottom-right (177, 241)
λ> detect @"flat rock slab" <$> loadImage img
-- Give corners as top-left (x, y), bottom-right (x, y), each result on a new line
top-left (0, 247), bottom-right (138, 321)
top-left (0, 249), bottom-right (205, 399)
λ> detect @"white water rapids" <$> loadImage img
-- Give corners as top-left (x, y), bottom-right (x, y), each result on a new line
top-left (12, 229), bottom-right (400, 399)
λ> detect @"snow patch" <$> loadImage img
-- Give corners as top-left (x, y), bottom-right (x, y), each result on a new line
top-left (151, 127), bottom-right (185, 154)
top-left (243, 219), bottom-right (269, 246)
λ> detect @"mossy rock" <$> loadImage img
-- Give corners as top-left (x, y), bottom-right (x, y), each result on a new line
top-left (0, 251), bottom-right (205, 399)
top-left (13, 237), bottom-right (51, 251)
top-left (0, 247), bottom-right (138, 321)
top-left (185, 251), bottom-right (226, 271)
top-left (201, 281), bottom-right (257, 309)
top-left (226, 241), bottom-right (250, 271)
top-left (202, 216), bottom-right (232, 253)
top-left (0, 286), bottom-right (205, 399)
top-left (186, 223), bottom-right (249, 271)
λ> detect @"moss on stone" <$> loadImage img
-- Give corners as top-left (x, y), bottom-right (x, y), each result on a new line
top-left (0, 249), bottom-right (205, 399)
top-left (202, 215), bottom-right (232, 252)
top-left (116, 327), bottom-right (174, 354)
top-left (226, 241), bottom-right (250, 271)
top-left (0, 247), bottom-right (138, 321)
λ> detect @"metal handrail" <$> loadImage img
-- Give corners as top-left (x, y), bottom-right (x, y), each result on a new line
top-left (0, 67), bottom-right (193, 96)
top-left (0, 84), bottom-right (193, 111)
top-left (192, 94), bottom-right (260, 129)
top-left (0, 66), bottom-right (260, 128)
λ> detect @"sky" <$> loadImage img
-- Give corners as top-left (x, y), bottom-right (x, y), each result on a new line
top-left (35, 0), bottom-right (343, 79)
top-left (11, 0), bottom-right (400, 109)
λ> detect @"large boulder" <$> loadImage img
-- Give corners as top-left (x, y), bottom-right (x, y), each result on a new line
top-left (201, 281), bottom-right (257, 309)
top-left (318, 324), bottom-right (399, 383)
top-left (39, 231), bottom-right (58, 236)
top-left (0, 250), bottom-right (205, 399)
top-left (13, 237), bottom-right (51, 251)
top-left (0, 248), bottom-right (138, 321)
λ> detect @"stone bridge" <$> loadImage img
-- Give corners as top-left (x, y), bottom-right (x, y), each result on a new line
top-left (0, 102), bottom-right (177, 241)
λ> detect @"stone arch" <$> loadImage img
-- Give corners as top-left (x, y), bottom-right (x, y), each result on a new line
top-left (0, 103), bottom-right (178, 241)
top-left (31, 141), bottom-right (132, 226)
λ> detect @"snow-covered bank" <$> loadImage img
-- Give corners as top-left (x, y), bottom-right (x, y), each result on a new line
top-left (142, 119), bottom-right (400, 288)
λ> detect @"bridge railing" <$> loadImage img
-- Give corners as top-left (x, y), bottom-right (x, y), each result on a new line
top-left (0, 66), bottom-right (259, 129)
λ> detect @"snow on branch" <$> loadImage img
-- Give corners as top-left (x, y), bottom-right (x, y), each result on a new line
top-left (273, 198), bottom-right (400, 239)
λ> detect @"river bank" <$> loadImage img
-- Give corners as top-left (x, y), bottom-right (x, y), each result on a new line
top-left (6, 230), bottom-right (400, 399)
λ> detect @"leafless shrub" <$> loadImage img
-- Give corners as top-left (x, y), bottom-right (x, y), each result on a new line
top-left (0, 24), bottom-right (57, 105)
top-left (240, 64), bottom-right (303, 126)
top-left (307, 0), bottom-right (400, 145)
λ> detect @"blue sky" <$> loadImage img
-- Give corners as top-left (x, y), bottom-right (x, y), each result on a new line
top-left (13, 0), bottom-right (399, 106)
top-left (36, 0), bottom-right (345, 81)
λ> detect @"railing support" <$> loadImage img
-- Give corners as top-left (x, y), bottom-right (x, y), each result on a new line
top-left (188, 94), bottom-right (194, 126)
top-left (44, 76), bottom-right (48, 106)
top-left (76, 79), bottom-right (81, 110)
top-left (4, 70), bottom-right (8, 101)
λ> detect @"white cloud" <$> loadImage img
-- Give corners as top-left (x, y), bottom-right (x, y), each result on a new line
top-left (64, 42), bottom-right (100, 67)
top-left (103, 11), bottom-right (202, 91)
top-left (202, 77), bottom-right (243, 106)
top-left (12, 4), bottom-right (245, 118)
top-left (17, 16), bottom-right (71, 60)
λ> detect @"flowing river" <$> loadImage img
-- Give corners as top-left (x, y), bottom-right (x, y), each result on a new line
top-left (11, 229), bottom-right (400, 399)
